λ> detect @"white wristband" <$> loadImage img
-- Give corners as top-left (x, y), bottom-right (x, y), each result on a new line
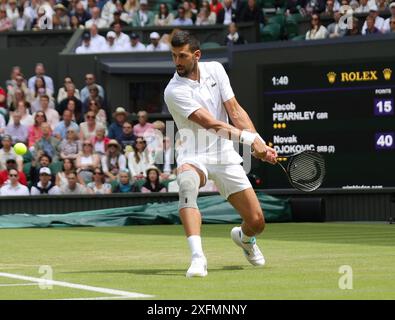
top-left (240, 130), bottom-right (258, 146)
top-left (257, 135), bottom-right (266, 145)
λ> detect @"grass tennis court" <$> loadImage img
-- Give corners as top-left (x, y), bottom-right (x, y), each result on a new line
top-left (0, 223), bottom-right (394, 300)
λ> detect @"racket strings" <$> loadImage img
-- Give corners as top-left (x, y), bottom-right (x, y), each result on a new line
top-left (288, 153), bottom-right (325, 192)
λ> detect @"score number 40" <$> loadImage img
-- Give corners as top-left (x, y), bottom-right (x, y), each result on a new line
top-left (375, 133), bottom-right (394, 150)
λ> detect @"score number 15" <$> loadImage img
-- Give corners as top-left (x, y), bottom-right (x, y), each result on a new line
top-left (374, 99), bottom-right (394, 116)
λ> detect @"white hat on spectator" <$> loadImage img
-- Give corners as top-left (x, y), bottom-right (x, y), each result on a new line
top-left (39, 167), bottom-right (52, 175)
top-left (140, 0), bottom-right (148, 5)
top-left (369, 4), bottom-right (378, 11)
top-left (106, 31), bottom-right (116, 38)
top-left (112, 107), bottom-right (129, 117)
top-left (150, 32), bottom-right (160, 40)
top-left (390, 2), bottom-right (395, 8)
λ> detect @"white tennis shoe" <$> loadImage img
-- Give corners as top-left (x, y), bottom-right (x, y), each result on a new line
top-left (231, 226), bottom-right (265, 266)
top-left (186, 255), bottom-right (208, 278)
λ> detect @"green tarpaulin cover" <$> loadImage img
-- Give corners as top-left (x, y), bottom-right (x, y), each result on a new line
top-left (0, 193), bottom-right (291, 229)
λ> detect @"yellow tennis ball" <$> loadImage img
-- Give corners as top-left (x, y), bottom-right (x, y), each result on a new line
top-left (13, 142), bottom-right (27, 156)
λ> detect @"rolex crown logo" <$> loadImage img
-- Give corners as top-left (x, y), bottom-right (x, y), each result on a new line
top-left (383, 68), bottom-right (392, 81)
top-left (327, 72), bottom-right (336, 84)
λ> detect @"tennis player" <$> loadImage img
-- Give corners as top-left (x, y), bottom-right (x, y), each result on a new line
top-left (164, 30), bottom-right (278, 277)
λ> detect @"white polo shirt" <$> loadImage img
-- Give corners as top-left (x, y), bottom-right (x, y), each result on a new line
top-left (0, 183), bottom-right (29, 196)
top-left (164, 61), bottom-right (243, 165)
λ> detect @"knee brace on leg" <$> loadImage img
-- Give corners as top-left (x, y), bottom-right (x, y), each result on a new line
top-left (177, 170), bottom-right (200, 210)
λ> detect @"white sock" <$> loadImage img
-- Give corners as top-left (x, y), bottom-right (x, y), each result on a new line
top-left (241, 228), bottom-right (254, 243)
top-left (187, 235), bottom-right (204, 258)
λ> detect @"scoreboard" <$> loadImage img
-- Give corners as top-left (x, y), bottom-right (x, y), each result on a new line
top-left (259, 61), bottom-right (395, 189)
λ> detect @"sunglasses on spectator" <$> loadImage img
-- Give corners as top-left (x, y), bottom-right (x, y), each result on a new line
top-left (9, 174), bottom-right (18, 177)
top-left (83, 143), bottom-right (92, 146)
top-left (87, 115), bottom-right (95, 119)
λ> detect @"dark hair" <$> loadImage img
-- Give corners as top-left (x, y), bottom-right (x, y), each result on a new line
top-left (39, 153), bottom-right (52, 163)
top-left (171, 30), bottom-right (200, 52)
top-left (62, 158), bottom-right (76, 172)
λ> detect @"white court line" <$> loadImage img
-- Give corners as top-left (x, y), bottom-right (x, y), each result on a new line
top-left (0, 283), bottom-right (38, 287)
top-left (56, 296), bottom-right (134, 300)
top-left (0, 272), bottom-right (154, 299)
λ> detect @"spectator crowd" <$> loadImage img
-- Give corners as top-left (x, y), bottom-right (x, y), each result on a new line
top-left (0, 63), bottom-right (183, 196)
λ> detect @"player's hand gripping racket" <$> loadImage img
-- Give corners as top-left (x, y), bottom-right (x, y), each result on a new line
top-left (276, 151), bottom-right (326, 192)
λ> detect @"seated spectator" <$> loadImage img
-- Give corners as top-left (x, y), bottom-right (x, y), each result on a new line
top-left (57, 77), bottom-right (81, 104)
top-left (0, 112), bottom-right (5, 135)
top-left (355, 0), bottom-right (370, 13)
top-left (0, 168), bottom-right (29, 196)
top-left (8, 101), bottom-right (34, 127)
top-left (225, 22), bottom-right (246, 45)
top-left (89, 24), bottom-right (107, 51)
top-left (5, 66), bottom-right (22, 92)
top-left (29, 153), bottom-right (53, 186)
top-left (124, 0), bottom-right (140, 18)
top-left (82, 84), bottom-right (106, 115)
top-left (141, 166), bottom-right (167, 193)
top-left (54, 109), bottom-right (80, 140)
top-left (172, 6), bottom-right (193, 26)
top-left (7, 74), bottom-right (33, 107)
top-left (76, 140), bottom-right (100, 183)
top-left (126, 32), bottom-right (146, 52)
top-left (108, 107), bottom-right (129, 141)
top-left (327, 10), bottom-right (347, 38)
top-left (210, 0), bottom-right (223, 15)
top-left (110, 11), bottom-right (129, 27)
top-left (154, 3), bottom-right (174, 26)
top-left (113, 169), bottom-right (136, 193)
top-left (102, 30), bottom-right (124, 52)
top-left (154, 136), bottom-right (176, 180)
top-left (33, 95), bottom-right (59, 130)
top-left (31, 6), bottom-right (53, 31)
top-left (56, 158), bottom-right (83, 188)
top-left (239, 0), bottom-right (264, 25)
top-left (52, 3), bottom-right (71, 30)
top-left (113, 21), bottom-right (130, 46)
top-left (28, 111), bottom-right (47, 149)
top-left (5, 111), bottom-right (28, 144)
top-left (33, 122), bottom-right (61, 162)
top-left (75, 32), bottom-right (97, 54)
top-left (119, 121), bottom-right (136, 152)
top-left (11, 6), bottom-right (32, 31)
top-left (87, 167), bottom-right (112, 194)
top-left (196, 1), bottom-right (216, 25)
top-left (28, 63), bottom-right (54, 96)
top-left (362, 4), bottom-right (385, 34)
top-left (146, 31), bottom-right (170, 51)
top-left (0, 6), bottom-right (12, 32)
top-left (73, 2), bottom-right (92, 26)
top-left (65, 98), bottom-right (83, 124)
top-left (70, 15), bottom-right (84, 30)
top-left (132, 0), bottom-right (155, 26)
top-left (216, 0), bottom-right (237, 25)
top-left (85, 6), bottom-right (108, 28)
top-left (114, 0), bottom-right (133, 24)
top-left (127, 136), bottom-right (154, 180)
top-left (305, 0), bottom-right (326, 15)
top-left (87, 99), bottom-right (107, 127)
top-left (60, 171), bottom-right (87, 194)
top-left (364, 14), bottom-right (381, 34)
top-left (31, 75), bottom-right (53, 103)
top-left (382, 2), bottom-right (395, 33)
top-left (345, 17), bottom-right (362, 36)
top-left (0, 86), bottom-right (6, 115)
top-left (183, 0), bottom-right (198, 23)
top-left (30, 167), bottom-right (61, 195)
top-left (133, 110), bottom-right (154, 138)
top-left (377, 0), bottom-right (388, 12)
top-left (102, 0), bottom-right (118, 25)
top-left (101, 139), bottom-right (127, 181)
top-left (58, 85), bottom-right (82, 116)
top-left (80, 111), bottom-right (106, 141)
top-left (389, 17), bottom-right (395, 33)
top-left (8, 88), bottom-right (27, 111)
top-left (0, 157), bottom-right (27, 187)
top-left (91, 126), bottom-right (110, 156)
top-left (0, 135), bottom-right (23, 172)
top-left (305, 13), bottom-right (328, 40)
top-left (59, 127), bottom-right (81, 161)
top-left (80, 74), bottom-right (105, 106)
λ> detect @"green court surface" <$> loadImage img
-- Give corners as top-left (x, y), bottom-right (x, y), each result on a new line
top-left (0, 223), bottom-right (394, 300)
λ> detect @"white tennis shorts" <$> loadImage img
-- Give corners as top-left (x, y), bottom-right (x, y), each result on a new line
top-left (178, 159), bottom-right (252, 199)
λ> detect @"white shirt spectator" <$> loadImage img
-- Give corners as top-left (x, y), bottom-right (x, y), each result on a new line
top-left (101, 154), bottom-right (127, 174)
top-left (101, 41), bottom-right (125, 52)
top-left (172, 18), bottom-right (193, 26)
top-left (306, 25), bottom-right (329, 40)
top-left (28, 76), bottom-right (54, 94)
top-left (30, 181), bottom-right (61, 195)
top-left (101, 0), bottom-right (117, 24)
top-left (114, 32), bottom-right (130, 48)
top-left (33, 109), bottom-right (59, 130)
top-left (85, 17), bottom-right (108, 29)
top-left (90, 33), bottom-right (107, 51)
top-left (0, 183), bottom-right (29, 196)
top-left (127, 41), bottom-right (146, 52)
top-left (146, 42), bottom-right (170, 52)
top-left (60, 183), bottom-right (87, 195)
top-left (75, 43), bottom-right (97, 54)
top-left (127, 151), bottom-right (154, 177)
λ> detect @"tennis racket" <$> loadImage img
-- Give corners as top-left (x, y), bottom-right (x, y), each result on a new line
top-left (276, 151), bottom-right (326, 192)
